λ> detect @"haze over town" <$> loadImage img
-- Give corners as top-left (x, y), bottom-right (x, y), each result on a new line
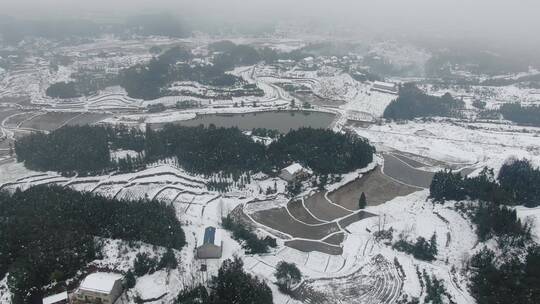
top-left (0, 1), bottom-right (539, 304)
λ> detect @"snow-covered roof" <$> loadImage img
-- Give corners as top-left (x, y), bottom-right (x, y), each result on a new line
top-left (283, 163), bottom-right (305, 175)
top-left (373, 81), bottom-right (397, 88)
top-left (79, 272), bottom-right (123, 294)
top-left (43, 291), bottom-right (68, 304)
top-left (198, 226), bottom-right (222, 247)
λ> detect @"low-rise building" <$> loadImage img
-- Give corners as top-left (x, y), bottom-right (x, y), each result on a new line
top-left (197, 226), bottom-right (223, 259)
top-left (371, 81), bottom-right (399, 94)
top-left (43, 291), bottom-right (69, 304)
top-left (73, 272), bottom-right (123, 304)
top-left (279, 163), bottom-right (310, 182)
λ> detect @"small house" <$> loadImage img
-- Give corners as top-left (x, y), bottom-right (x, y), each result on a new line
top-left (279, 163), bottom-right (309, 182)
top-left (371, 81), bottom-right (399, 94)
top-left (73, 272), bottom-right (123, 304)
top-left (197, 226), bottom-right (223, 259)
top-left (43, 291), bottom-right (69, 304)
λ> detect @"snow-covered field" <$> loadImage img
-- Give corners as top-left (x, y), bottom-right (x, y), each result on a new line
top-left (0, 158), bottom-right (481, 303)
top-left (422, 84), bottom-right (540, 109)
top-left (354, 119), bottom-right (540, 171)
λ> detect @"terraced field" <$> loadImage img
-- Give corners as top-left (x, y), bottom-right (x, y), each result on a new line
top-left (304, 192), bottom-right (351, 221)
top-left (251, 207), bottom-right (341, 240)
top-left (382, 153), bottom-right (435, 188)
top-left (247, 163), bottom-right (424, 255)
top-left (87, 93), bottom-right (142, 110)
top-left (4, 112), bottom-right (40, 128)
top-left (66, 112), bottom-right (110, 126)
top-left (0, 165), bottom-right (207, 202)
top-left (20, 112), bottom-right (82, 131)
top-left (329, 167), bottom-right (419, 210)
top-left (293, 255), bottom-right (403, 304)
top-left (285, 239), bottom-right (343, 255)
top-left (288, 200), bottom-right (325, 225)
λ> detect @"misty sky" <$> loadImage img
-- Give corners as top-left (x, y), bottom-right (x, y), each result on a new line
top-left (2, 0), bottom-right (539, 47)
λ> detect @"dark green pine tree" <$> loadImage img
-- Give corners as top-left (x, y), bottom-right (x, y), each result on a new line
top-left (359, 192), bottom-right (367, 209)
top-left (124, 270), bottom-right (136, 289)
top-left (208, 257), bottom-right (273, 304)
top-left (159, 248), bottom-right (178, 270)
top-left (275, 261), bottom-right (302, 292)
top-left (429, 233), bottom-right (438, 257)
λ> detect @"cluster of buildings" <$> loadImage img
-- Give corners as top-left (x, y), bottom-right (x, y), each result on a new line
top-left (273, 55), bottom-right (361, 72)
top-left (42, 163), bottom-right (313, 303)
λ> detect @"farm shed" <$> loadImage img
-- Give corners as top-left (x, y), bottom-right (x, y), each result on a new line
top-left (197, 226), bottom-right (223, 259)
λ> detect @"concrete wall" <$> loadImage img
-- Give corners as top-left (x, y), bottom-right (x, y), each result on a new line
top-left (197, 243), bottom-right (222, 259)
top-left (279, 170), bottom-right (294, 181)
top-left (109, 281), bottom-right (123, 303)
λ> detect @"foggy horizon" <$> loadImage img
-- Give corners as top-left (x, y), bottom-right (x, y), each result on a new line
top-left (2, 1), bottom-right (540, 303)
top-left (2, 0), bottom-right (540, 49)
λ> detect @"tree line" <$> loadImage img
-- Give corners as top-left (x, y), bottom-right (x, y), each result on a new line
top-left (15, 125), bottom-right (111, 174)
top-left (146, 125), bottom-right (374, 176)
top-left (15, 125), bottom-right (145, 175)
top-left (16, 125), bottom-right (375, 177)
top-left (383, 83), bottom-right (464, 120)
top-left (0, 185), bottom-right (185, 303)
top-left (469, 246), bottom-right (540, 304)
top-left (500, 103), bottom-right (540, 127)
top-left (208, 40), bottom-right (313, 69)
top-left (430, 160), bottom-right (540, 207)
top-left (119, 41), bottom-right (314, 100)
top-left (46, 72), bottom-right (118, 99)
top-left (430, 164), bottom-right (535, 245)
top-left (429, 160), bottom-right (540, 304)
top-left (119, 45), bottom-right (260, 100)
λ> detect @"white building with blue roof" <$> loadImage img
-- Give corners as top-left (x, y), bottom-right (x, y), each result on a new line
top-left (196, 226), bottom-right (223, 259)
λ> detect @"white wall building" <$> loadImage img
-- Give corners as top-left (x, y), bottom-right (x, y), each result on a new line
top-left (42, 291), bottom-right (68, 304)
top-left (371, 81), bottom-right (399, 94)
top-left (279, 163), bottom-right (310, 182)
top-left (73, 272), bottom-right (123, 304)
top-left (196, 226), bottom-right (223, 259)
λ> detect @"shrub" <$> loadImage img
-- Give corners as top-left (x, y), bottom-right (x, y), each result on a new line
top-left (393, 233), bottom-right (438, 261)
top-left (133, 253), bottom-right (159, 276)
top-left (222, 215), bottom-right (276, 254)
top-left (275, 262), bottom-right (302, 293)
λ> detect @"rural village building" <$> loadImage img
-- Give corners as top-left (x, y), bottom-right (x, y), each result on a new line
top-left (279, 163), bottom-right (310, 182)
top-left (72, 272), bottom-right (123, 304)
top-left (42, 291), bottom-right (69, 304)
top-left (371, 81), bottom-right (399, 94)
top-left (197, 226), bottom-right (223, 259)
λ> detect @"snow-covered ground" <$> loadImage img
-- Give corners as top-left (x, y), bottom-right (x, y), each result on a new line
top-left (3, 35), bottom-right (540, 304)
top-left (422, 83), bottom-right (540, 109)
top-left (340, 191), bottom-right (477, 303)
top-left (0, 152), bottom-right (484, 304)
top-left (354, 119), bottom-right (540, 170)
